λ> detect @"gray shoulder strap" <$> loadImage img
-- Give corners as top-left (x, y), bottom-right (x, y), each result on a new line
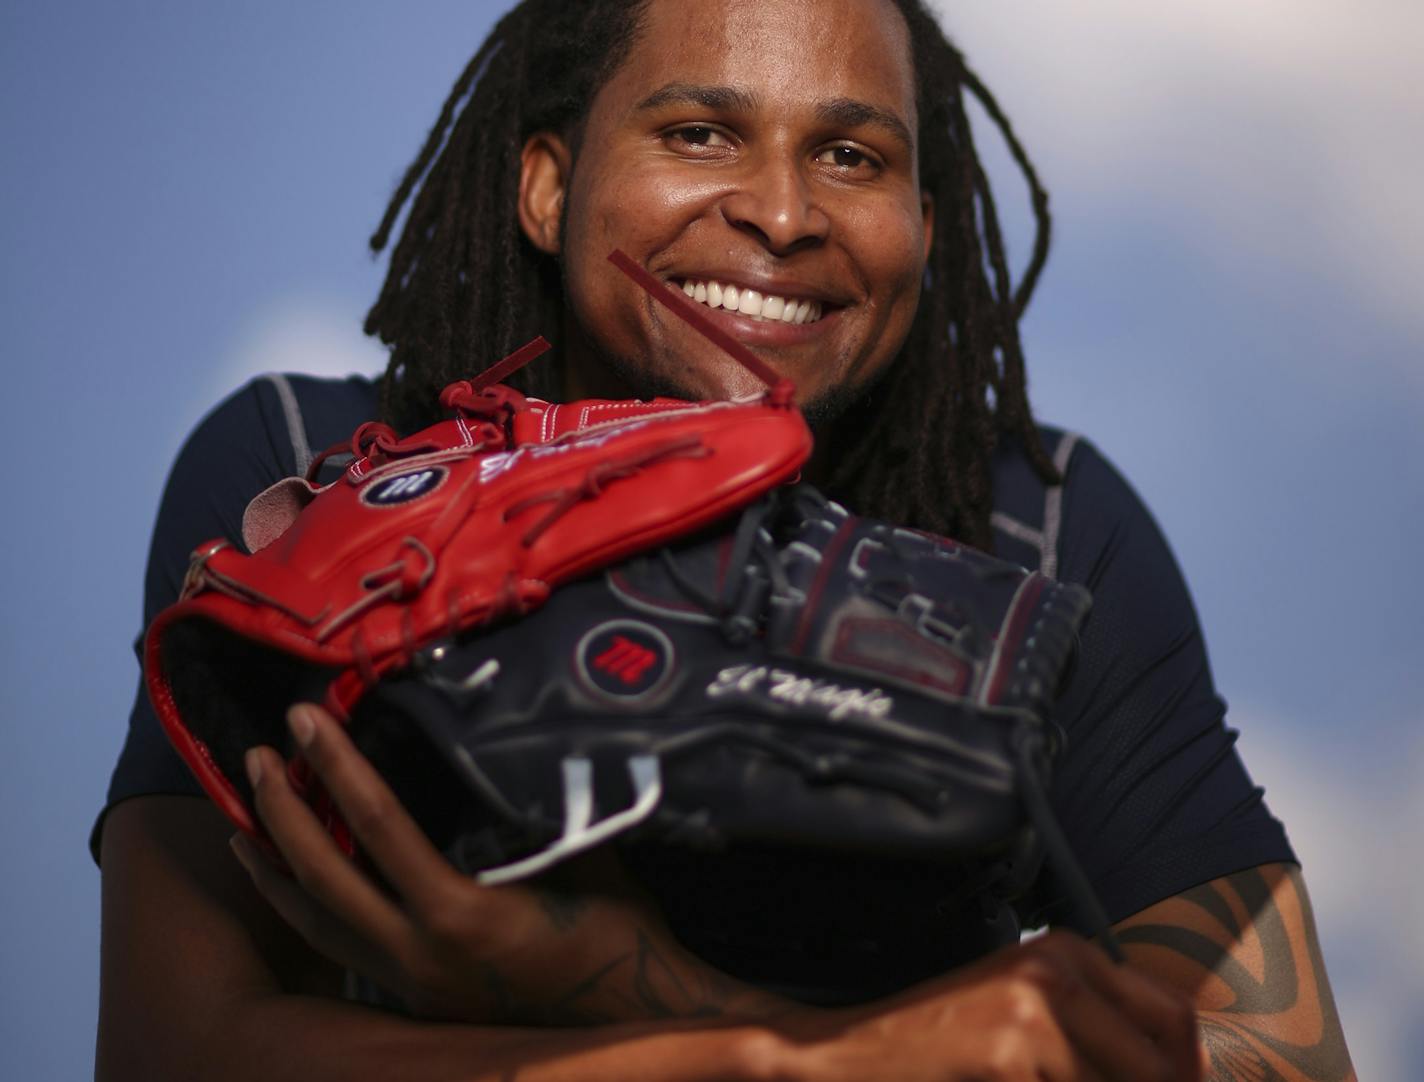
top-left (1038, 431), bottom-right (1081, 580)
top-left (261, 373), bottom-right (313, 478)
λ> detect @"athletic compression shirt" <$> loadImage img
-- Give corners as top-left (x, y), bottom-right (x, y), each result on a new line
top-left (95, 374), bottom-right (1295, 1003)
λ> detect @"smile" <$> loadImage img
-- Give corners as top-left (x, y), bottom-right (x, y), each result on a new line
top-left (676, 278), bottom-right (825, 325)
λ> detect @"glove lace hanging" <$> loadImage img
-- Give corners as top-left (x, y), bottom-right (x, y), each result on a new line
top-left (656, 489), bottom-right (810, 643)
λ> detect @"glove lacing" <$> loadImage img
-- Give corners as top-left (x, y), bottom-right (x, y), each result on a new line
top-left (660, 488), bottom-right (1126, 963)
top-left (655, 488), bottom-right (804, 644)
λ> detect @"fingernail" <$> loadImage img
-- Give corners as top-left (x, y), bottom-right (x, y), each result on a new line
top-left (288, 705), bottom-right (316, 748)
top-left (245, 747), bottom-right (263, 788)
top-left (229, 833), bottom-right (255, 869)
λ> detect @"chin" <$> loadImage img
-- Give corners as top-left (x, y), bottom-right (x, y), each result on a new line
top-left (572, 328), bottom-right (886, 434)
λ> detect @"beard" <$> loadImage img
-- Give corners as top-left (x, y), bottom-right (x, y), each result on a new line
top-left (571, 330), bottom-right (885, 435)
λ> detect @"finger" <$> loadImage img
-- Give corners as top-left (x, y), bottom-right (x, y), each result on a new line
top-left (1048, 976), bottom-right (1179, 1082)
top-left (285, 704), bottom-right (463, 914)
top-left (230, 831), bottom-right (389, 977)
top-left (1039, 933), bottom-right (1202, 1079)
top-left (1094, 960), bottom-right (1201, 1079)
top-left (246, 743), bottom-right (411, 953)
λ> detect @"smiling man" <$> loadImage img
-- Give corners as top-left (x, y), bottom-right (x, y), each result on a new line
top-left (527, 1), bottom-right (931, 413)
top-left (95, 1), bottom-right (1354, 1079)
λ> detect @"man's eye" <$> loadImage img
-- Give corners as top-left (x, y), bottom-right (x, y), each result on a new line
top-left (817, 145), bottom-right (878, 173)
top-left (667, 126), bottom-right (731, 149)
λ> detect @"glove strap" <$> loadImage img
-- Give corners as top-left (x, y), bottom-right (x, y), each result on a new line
top-left (475, 755), bottom-right (664, 886)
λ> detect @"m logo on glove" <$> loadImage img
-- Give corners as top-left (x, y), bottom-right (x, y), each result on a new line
top-left (361, 467), bottom-right (447, 507)
top-left (578, 621), bottom-right (674, 701)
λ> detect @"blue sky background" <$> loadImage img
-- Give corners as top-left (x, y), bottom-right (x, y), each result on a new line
top-left (2, 2), bottom-right (1419, 1077)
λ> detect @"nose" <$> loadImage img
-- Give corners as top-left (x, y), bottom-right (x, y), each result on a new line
top-left (719, 155), bottom-right (830, 256)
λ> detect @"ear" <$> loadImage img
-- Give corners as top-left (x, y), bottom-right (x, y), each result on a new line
top-left (519, 132), bottom-right (573, 255)
top-left (920, 191), bottom-right (935, 265)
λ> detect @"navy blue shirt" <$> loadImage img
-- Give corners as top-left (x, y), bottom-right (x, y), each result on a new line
top-left (96, 373), bottom-right (1295, 1001)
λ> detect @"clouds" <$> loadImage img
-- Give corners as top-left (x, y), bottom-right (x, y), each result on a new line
top-left (932, 0), bottom-right (1424, 383)
top-left (181, 298), bottom-right (387, 436)
top-left (921, 4), bottom-right (1424, 1073)
top-left (216, 300), bottom-right (385, 389)
top-left (1233, 708), bottom-right (1424, 1080)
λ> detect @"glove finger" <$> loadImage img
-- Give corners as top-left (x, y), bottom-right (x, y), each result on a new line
top-left (245, 743), bottom-right (411, 952)
top-left (283, 704), bottom-right (465, 915)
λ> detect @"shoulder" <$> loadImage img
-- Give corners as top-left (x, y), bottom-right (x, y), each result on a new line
top-left (991, 427), bottom-right (1179, 589)
top-left (144, 373), bottom-right (379, 606)
top-left (990, 425), bottom-right (1089, 575)
top-left (183, 372), bottom-right (379, 474)
top-left (167, 372), bottom-right (378, 496)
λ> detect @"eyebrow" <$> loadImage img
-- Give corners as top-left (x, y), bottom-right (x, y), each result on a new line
top-left (633, 83), bottom-right (915, 152)
top-left (815, 97), bottom-right (914, 153)
top-left (636, 83), bottom-right (758, 115)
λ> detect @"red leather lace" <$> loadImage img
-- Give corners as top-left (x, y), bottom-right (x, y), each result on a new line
top-left (304, 338), bottom-right (553, 483)
top-left (306, 420), bottom-right (446, 483)
top-left (502, 434), bottom-right (711, 546)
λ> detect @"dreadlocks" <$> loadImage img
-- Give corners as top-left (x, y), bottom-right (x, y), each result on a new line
top-left (365, 0), bottom-right (1058, 550)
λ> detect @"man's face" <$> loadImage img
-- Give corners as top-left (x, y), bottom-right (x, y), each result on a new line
top-left (523, 0), bottom-right (931, 412)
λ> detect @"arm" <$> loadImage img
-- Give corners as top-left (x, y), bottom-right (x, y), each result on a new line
top-left (1024, 438), bottom-right (1342, 1078)
top-left (229, 705), bottom-right (789, 1028)
top-left (100, 792), bottom-right (1207, 1082)
top-left (1114, 864), bottom-right (1355, 1081)
top-left (96, 796), bottom-right (786, 1082)
top-left (203, 703), bottom-right (1206, 1081)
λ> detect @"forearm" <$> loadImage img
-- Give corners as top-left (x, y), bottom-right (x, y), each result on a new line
top-left (1196, 1011), bottom-right (1353, 1082)
top-left (186, 993), bottom-right (785, 1082)
top-left (1115, 865), bottom-right (1355, 1082)
top-left (98, 796), bottom-right (795, 1081)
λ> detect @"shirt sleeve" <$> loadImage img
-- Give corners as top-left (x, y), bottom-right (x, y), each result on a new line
top-left (91, 379), bottom-right (313, 862)
top-left (1018, 439), bottom-right (1296, 929)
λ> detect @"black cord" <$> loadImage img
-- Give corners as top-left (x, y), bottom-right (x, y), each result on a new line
top-left (1013, 728), bottom-right (1125, 962)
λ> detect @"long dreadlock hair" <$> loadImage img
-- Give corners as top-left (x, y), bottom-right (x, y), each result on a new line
top-left (365, 0), bottom-right (1058, 550)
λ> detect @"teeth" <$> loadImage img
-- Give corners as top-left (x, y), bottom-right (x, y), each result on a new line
top-left (674, 278), bottom-right (824, 324)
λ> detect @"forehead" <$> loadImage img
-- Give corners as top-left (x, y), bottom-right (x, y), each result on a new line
top-left (597, 0), bottom-right (917, 129)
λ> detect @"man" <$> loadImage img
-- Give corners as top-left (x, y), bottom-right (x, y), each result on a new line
top-left (95, 1), bottom-right (1355, 1078)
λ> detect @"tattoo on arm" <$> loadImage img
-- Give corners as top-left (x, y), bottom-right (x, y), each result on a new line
top-left (1116, 866), bottom-right (1354, 1082)
top-left (536, 888), bottom-right (589, 933)
top-left (516, 896), bottom-right (786, 1025)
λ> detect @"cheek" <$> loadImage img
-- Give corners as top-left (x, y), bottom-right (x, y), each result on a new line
top-left (563, 167), bottom-right (712, 320)
top-left (853, 200), bottom-right (929, 303)
top-left (577, 158), bottom-right (721, 255)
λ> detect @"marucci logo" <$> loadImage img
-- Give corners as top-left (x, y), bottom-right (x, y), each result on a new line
top-left (592, 636), bottom-right (658, 685)
top-left (577, 620), bottom-right (673, 700)
top-left (361, 467), bottom-right (447, 507)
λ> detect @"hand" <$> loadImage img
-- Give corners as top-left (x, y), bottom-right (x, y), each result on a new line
top-left (777, 931), bottom-right (1206, 1082)
top-left (233, 703), bottom-right (786, 1026)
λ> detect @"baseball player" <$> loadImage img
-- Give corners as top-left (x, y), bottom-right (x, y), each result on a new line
top-left (94, 1), bottom-right (1354, 1079)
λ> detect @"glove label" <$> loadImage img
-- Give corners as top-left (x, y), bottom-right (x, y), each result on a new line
top-left (707, 664), bottom-right (894, 722)
top-left (576, 620), bottom-right (675, 702)
top-left (360, 466), bottom-right (449, 507)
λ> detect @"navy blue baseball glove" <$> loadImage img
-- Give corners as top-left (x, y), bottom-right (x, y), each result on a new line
top-left (345, 484), bottom-right (1095, 917)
